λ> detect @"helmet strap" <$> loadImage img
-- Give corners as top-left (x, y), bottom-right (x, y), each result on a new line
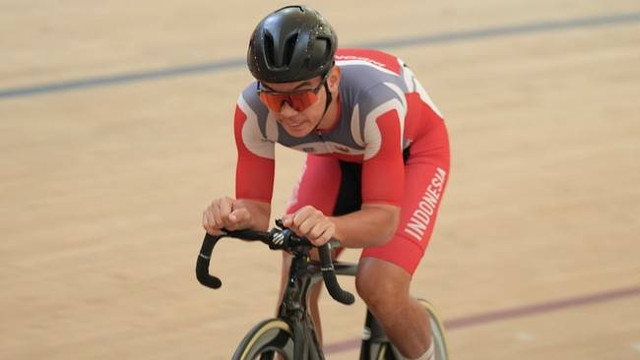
top-left (322, 82), bottom-right (333, 116)
top-left (313, 82), bottom-right (333, 133)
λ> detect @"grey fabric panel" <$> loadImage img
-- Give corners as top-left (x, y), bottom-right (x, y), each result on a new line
top-left (241, 82), bottom-right (271, 138)
top-left (237, 60), bottom-right (411, 153)
top-left (341, 64), bottom-right (407, 145)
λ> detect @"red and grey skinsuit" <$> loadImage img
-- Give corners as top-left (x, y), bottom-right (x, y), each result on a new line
top-left (233, 48), bottom-right (450, 274)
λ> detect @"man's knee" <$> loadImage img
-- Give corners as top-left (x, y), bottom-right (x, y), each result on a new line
top-left (356, 275), bottom-right (393, 311)
top-left (355, 258), bottom-right (411, 315)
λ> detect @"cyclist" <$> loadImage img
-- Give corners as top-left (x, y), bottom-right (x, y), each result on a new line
top-left (203, 5), bottom-right (450, 360)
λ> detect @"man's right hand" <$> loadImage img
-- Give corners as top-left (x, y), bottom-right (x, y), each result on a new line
top-left (202, 196), bottom-right (252, 235)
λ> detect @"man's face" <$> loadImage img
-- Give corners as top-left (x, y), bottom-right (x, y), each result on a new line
top-left (258, 75), bottom-right (327, 138)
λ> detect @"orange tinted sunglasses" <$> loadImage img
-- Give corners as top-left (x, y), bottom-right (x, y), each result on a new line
top-left (257, 75), bottom-right (327, 112)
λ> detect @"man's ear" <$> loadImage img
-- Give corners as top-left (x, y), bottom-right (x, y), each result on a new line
top-left (327, 66), bottom-right (341, 91)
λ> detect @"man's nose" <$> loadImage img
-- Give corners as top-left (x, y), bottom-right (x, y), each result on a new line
top-left (279, 101), bottom-right (298, 116)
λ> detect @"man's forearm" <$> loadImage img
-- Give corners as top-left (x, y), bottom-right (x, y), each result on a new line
top-left (235, 199), bottom-right (271, 231)
top-left (330, 204), bottom-right (400, 248)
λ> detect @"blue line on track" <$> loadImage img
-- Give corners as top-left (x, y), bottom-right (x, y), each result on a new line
top-left (1, 12), bottom-right (639, 100)
top-left (324, 284), bottom-right (640, 355)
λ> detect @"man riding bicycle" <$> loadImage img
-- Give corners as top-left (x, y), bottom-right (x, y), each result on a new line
top-left (202, 5), bottom-right (450, 360)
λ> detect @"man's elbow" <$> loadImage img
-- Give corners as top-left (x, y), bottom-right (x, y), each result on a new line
top-left (367, 205), bottom-right (401, 247)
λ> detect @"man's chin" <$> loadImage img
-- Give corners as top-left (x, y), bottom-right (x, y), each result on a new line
top-left (283, 125), bottom-right (313, 138)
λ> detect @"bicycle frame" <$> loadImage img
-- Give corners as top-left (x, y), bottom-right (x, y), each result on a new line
top-left (277, 252), bottom-right (326, 359)
top-left (197, 227), bottom-right (354, 359)
top-left (196, 226), bottom-right (448, 359)
top-left (277, 253), bottom-right (404, 360)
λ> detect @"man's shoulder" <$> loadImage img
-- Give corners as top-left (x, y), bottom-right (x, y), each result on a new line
top-left (238, 81), bottom-right (260, 103)
top-left (236, 82), bottom-right (268, 114)
top-left (336, 48), bottom-right (407, 106)
top-left (336, 48), bottom-right (403, 76)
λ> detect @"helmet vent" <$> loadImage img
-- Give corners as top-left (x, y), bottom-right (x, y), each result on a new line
top-left (263, 32), bottom-right (275, 67)
top-left (316, 38), bottom-right (330, 58)
top-left (247, 5), bottom-right (337, 82)
top-left (282, 33), bottom-right (298, 68)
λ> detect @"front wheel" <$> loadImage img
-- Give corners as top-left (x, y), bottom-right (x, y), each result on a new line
top-left (373, 299), bottom-right (449, 360)
top-left (232, 319), bottom-right (294, 360)
top-left (418, 299), bottom-right (449, 360)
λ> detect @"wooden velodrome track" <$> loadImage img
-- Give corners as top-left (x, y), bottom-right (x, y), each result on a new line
top-left (2, 1), bottom-right (639, 359)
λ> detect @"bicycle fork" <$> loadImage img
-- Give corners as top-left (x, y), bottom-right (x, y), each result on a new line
top-left (278, 256), bottom-right (325, 360)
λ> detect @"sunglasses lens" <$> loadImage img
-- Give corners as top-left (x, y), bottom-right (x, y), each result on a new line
top-left (258, 92), bottom-right (284, 112)
top-left (289, 92), bottom-right (317, 111)
top-left (258, 90), bottom-right (319, 112)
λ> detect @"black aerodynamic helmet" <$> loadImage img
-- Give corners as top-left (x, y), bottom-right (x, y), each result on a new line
top-left (247, 5), bottom-right (337, 83)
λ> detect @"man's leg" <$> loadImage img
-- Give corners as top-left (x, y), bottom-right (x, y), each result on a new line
top-left (356, 257), bottom-right (431, 358)
top-left (356, 127), bottom-right (450, 358)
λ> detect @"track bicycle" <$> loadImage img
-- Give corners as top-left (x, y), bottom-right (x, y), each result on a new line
top-left (196, 220), bottom-right (449, 359)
